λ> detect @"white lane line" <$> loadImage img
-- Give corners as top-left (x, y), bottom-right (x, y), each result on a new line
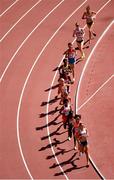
top-left (46, 1), bottom-right (112, 179)
top-left (0, 0), bottom-right (20, 17)
top-left (16, 1), bottom-right (87, 179)
top-left (97, 0), bottom-right (111, 14)
top-left (0, 0), bottom-right (42, 42)
top-left (0, 0), bottom-right (65, 83)
top-left (76, 20), bottom-right (114, 113)
top-left (78, 74), bottom-right (114, 111)
top-left (75, 20), bottom-right (114, 180)
top-left (1, 0), bottom-right (111, 83)
top-left (16, 1), bottom-right (112, 179)
top-left (71, 0), bottom-right (112, 45)
top-left (46, 64), bottom-right (68, 180)
top-left (16, 0), bottom-right (112, 179)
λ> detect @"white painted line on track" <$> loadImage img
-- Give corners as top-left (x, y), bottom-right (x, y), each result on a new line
top-left (96, 0), bottom-right (111, 14)
top-left (0, 0), bottom-right (65, 83)
top-left (46, 2), bottom-right (113, 180)
top-left (75, 20), bottom-right (114, 180)
top-left (0, 0), bottom-right (111, 83)
top-left (16, 1), bottom-right (87, 179)
top-left (0, 0), bottom-right (42, 42)
top-left (0, 0), bottom-right (20, 17)
top-left (76, 20), bottom-right (114, 114)
top-left (46, 66), bottom-right (68, 180)
top-left (78, 74), bottom-right (114, 111)
top-left (17, 1), bottom-right (112, 180)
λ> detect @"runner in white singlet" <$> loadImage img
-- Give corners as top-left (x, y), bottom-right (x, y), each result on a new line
top-left (73, 23), bottom-right (85, 59)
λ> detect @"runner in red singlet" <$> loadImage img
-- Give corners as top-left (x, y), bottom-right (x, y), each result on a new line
top-left (73, 114), bottom-right (81, 150)
top-left (63, 43), bottom-right (77, 82)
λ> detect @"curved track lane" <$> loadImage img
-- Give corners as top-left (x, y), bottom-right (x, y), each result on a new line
top-left (0, 0), bottom-right (19, 17)
top-left (0, 0), bottom-right (64, 79)
top-left (0, 0), bottom-right (87, 179)
top-left (0, 0), bottom-right (114, 179)
top-left (76, 20), bottom-right (114, 179)
top-left (0, 0), bottom-right (42, 42)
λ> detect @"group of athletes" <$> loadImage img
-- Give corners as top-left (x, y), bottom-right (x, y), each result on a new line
top-left (55, 5), bottom-right (97, 167)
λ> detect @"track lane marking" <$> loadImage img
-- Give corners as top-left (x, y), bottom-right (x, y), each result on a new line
top-left (75, 20), bottom-right (114, 180)
top-left (0, 0), bottom-right (20, 17)
top-left (7, 0), bottom-right (111, 179)
top-left (78, 74), bottom-right (114, 111)
top-left (0, 0), bottom-right (65, 83)
top-left (46, 2), bottom-right (113, 180)
top-left (16, 1), bottom-right (87, 179)
top-left (0, 0), bottom-right (42, 42)
top-left (0, 0), bottom-right (111, 82)
top-left (97, 0), bottom-right (111, 14)
top-left (15, 2), bottom-right (112, 179)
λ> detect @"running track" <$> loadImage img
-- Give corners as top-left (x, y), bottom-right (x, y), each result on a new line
top-left (0, 0), bottom-right (114, 179)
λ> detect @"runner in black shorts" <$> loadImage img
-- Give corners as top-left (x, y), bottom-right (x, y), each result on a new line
top-left (78, 123), bottom-right (89, 167)
top-left (82, 5), bottom-right (96, 44)
top-left (73, 23), bottom-right (85, 59)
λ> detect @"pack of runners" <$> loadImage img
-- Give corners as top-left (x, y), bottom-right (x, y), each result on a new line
top-left (55, 5), bottom-right (97, 167)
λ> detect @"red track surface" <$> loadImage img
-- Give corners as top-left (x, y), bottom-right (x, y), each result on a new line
top-left (0, 0), bottom-right (15, 15)
top-left (0, 0), bottom-right (114, 179)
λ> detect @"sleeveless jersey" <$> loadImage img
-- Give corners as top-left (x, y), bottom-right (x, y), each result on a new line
top-left (74, 28), bottom-right (84, 41)
top-left (66, 48), bottom-right (76, 59)
top-left (86, 13), bottom-right (93, 23)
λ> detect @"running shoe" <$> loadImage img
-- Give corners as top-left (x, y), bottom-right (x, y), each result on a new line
top-left (68, 137), bottom-right (71, 141)
top-left (81, 53), bottom-right (85, 59)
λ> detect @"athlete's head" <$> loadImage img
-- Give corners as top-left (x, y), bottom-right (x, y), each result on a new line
top-left (68, 42), bottom-right (73, 48)
top-left (63, 58), bottom-right (68, 64)
top-left (74, 114), bottom-right (81, 121)
top-left (79, 122), bottom-right (85, 129)
top-left (75, 22), bottom-right (79, 27)
top-left (59, 78), bottom-right (65, 84)
top-left (86, 5), bottom-right (90, 11)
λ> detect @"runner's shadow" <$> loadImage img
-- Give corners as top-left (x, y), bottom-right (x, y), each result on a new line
top-left (50, 152), bottom-right (86, 176)
top-left (39, 137), bottom-right (67, 151)
top-left (45, 84), bottom-right (59, 92)
top-left (53, 67), bottom-right (59, 71)
top-left (39, 139), bottom-right (59, 151)
top-left (54, 164), bottom-right (87, 176)
top-left (36, 114), bottom-right (61, 131)
top-left (41, 124), bottom-right (63, 140)
top-left (41, 97), bottom-right (60, 106)
top-left (84, 39), bottom-right (90, 45)
top-left (50, 152), bottom-right (78, 169)
top-left (75, 43), bottom-right (89, 51)
top-left (39, 107), bottom-right (60, 118)
top-left (46, 147), bottom-right (74, 159)
top-left (75, 58), bottom-right (83, 64)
